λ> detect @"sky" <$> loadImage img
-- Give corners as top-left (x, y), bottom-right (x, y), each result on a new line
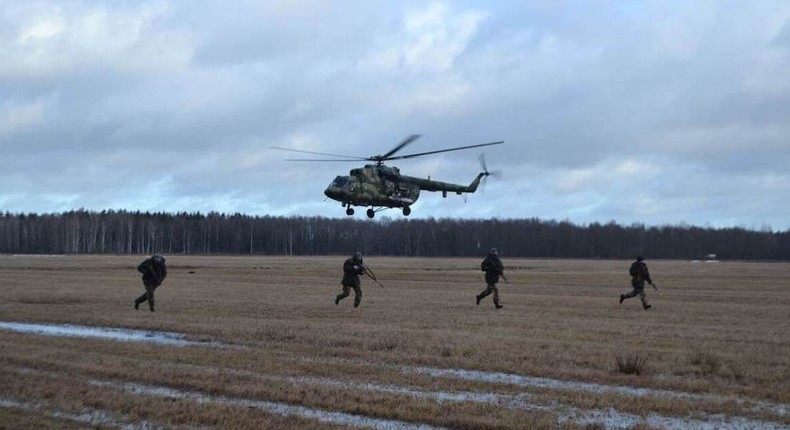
top-left (1, 1), bottom-right (789, 230)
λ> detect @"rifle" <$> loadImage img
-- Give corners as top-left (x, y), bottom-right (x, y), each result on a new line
top-left (363, 264), bottom-right (384, 288)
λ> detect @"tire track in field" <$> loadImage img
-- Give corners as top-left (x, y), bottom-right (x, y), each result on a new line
top-left (98, 361), bottom-right (790, 430)
top-left (403, 365), bottom-right (790, 418)
top-left (0, 321), bottom-right (233, 348)
top-left (293, 357), bottom-right (790, 428)
top-left (0, 398), bottom-right (161, 430)
top-left (88, 379), bottom-right (445, 430)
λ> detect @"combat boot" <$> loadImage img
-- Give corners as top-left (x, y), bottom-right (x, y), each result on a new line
top-left (619, 294), bottom-right (625, 304)
top-left (643, 304), bottom-right (652, 310)
top-left (495, 304), bottom-right (504, 309)
top-left (134, 299), bottom-right (140, 310)
top-left (148, 298), bottom-right (155, 312)
top-left (335, 296), bottom-right (341, 305)
top-left (476, 295), bottom-right (481, 305)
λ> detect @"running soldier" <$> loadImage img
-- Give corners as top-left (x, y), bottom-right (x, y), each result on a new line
top-left (134, 254), bottom-right (167, 312)
top-left (620, 256), bottom-right (657, 310)
top-left (476, 248), bottom-right (505, 309)
top-left (336, 252), bottom-right (365, 308)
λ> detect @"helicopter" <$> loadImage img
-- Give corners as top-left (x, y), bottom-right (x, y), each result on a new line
top-left (272, 135), bottom-right (503, 218)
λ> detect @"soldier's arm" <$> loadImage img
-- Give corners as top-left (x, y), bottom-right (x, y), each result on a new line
top-left (644, 266), bottom-right (653, 284)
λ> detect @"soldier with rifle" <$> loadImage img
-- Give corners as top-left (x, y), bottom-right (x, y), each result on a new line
top-left (476, 248), bottom-right (506, 309)
top-left (134, 254), bottom-right (167, 312)
top-left (336, 251), bottom-right (370, 308)
top-left (620, 256), bottom-right (657, 310)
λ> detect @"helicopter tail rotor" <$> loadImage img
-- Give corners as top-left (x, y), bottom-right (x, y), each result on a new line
top-left (478, 154), bottom-right (502, 191)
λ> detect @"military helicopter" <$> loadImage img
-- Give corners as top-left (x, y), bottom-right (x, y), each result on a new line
top-left (273, 135), bottom-right (503, 218)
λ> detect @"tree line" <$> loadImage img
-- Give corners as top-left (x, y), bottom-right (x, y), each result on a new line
top-left (1, 210), bottom-right (788, 260)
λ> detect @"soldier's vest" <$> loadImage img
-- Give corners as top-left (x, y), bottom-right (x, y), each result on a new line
top-left (629, 262), bottom-right (639, 277)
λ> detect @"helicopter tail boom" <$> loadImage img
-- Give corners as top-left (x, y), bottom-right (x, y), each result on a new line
top-left (399, 173), bottom-right (487, 195)
top-left (465, 172), bottom-right (487, 193)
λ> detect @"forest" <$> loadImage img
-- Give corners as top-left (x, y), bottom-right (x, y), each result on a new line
top-left (1, 210), bottom-right (788, 260)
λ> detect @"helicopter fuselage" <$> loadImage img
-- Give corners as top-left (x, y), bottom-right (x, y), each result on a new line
top-left (323, 164), bottom-right (486, 213)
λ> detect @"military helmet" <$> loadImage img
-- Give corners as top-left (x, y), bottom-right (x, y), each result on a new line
top-left (489, 247), bottom-right (498, 255)
top-left (636, 256), bottom-right (644, 261)
top-left (152, 254), bottom-right (165, 263)
top-left (353, 251), bottom-right (363, 262)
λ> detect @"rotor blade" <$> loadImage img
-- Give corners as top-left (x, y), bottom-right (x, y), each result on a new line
top-left (478, 153), bottom-right (488, 172)
top-left (387, 140), bottom-right (504, 161)
top-left (270, 146), bottom-right (367, 160)
top-left (380, 134), bottom-right (422, 159)
top-left (284, 158), bottom-right (368, 162)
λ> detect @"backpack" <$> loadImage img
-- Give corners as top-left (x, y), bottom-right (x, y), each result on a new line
top-left (629, 262), bottom-right (639, 277)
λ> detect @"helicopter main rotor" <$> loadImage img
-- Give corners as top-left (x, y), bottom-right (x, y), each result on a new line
top-left (272, 135), bottom-right (504, 165)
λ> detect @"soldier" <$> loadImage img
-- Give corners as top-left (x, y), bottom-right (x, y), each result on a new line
top-left (336, 252), bottom-right (365, 308)
top-left (476, 248), bottom-right (505, 309)
top-left (620, 256), bottom-right (657, 310)
top-left (134, 254), bottom-right (167, 312)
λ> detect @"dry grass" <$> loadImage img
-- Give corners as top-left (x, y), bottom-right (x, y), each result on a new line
top-left (1, 255), bottom-right (789, 428)
top-left (614, 352), bottom-right (650, 375)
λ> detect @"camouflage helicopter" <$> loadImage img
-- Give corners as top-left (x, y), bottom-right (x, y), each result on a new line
top-left (273, 135), bottom-right (503, 218)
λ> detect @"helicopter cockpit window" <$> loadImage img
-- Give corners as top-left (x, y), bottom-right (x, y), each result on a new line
top-left (330, 176), bottom-right (349, 188)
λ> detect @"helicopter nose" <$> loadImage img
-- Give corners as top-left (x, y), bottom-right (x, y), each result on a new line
top-left (324, 186), bottom-right (340, 200)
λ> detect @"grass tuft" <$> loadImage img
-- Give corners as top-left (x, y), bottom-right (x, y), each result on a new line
top-left (614, 352), bottom-right (650, 375)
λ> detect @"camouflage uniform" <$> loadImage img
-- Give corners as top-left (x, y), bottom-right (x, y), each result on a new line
top-left (476, 248), bottom-right (504, 309)
top-left (336, 252), bottom-right (365, 308)
top-left (620, 256), bottom-right (653, 310)
top-left (134, 254), bottom-right (167, 312)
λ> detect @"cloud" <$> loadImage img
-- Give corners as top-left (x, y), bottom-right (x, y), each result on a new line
top-left (1, 1), bottom-right (789, 230)
top-left (1, 2), bottom-right (193, 78)
top-left (0, 97), bottom-right (51, 138)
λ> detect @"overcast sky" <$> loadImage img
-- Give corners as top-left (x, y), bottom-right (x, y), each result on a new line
top-left (2, 1), bottom-right (789, 230)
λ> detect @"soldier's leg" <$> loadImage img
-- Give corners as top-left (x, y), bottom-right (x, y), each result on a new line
top-left (492, 285), bottom-right (503, 308)
top-left (476, 287), bottom-right (488, 305)
top-left (639, 290), bottom-right (650, 309)
top-left (336, 284), bottom-right (351, 305)
top-left (145, 285), bottom-right (156, 312)
top-left (352, 285), bottom-right (362, 308)
top-left (622, 280), bottom-right (642, 302)
top-left (134, 291), bottom-right (148, 310)
top-left (622, 289), bottom-right (639, 300)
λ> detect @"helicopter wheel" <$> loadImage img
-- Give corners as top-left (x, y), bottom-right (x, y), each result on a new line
top-left (402, 206), bottom-right (411, 216)
top-left (346, 207), bottom-right (355, 216)
top-left (366, 208), bottom-right (375, 219)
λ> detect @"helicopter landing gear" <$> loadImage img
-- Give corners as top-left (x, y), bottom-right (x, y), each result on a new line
top-left (366, 208), bottom-right (375, 219)
top-left (402, 206), bottom-right (411, 216)
top-left (345, 206), bottom-right (355, 216)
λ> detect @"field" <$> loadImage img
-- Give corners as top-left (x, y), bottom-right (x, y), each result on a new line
top-left (1, 255), bottom-right (789, 429)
